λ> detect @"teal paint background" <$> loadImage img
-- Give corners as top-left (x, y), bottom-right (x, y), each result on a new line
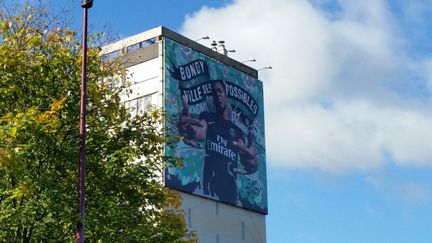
top-left (164, 38), bottom-right (267, 214)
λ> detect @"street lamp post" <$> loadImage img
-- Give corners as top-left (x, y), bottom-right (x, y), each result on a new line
top-left (77, 1), bottom-right (93, 242)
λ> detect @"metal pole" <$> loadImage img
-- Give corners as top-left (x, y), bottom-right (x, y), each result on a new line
top-left (77, 3), bottom-right (90, 242)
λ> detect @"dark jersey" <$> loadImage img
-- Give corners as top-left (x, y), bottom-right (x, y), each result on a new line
top-left (199, 111), bottom-right (244, 205)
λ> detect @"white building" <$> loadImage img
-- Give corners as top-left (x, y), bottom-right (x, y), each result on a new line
top-left (103, 26), bottom-right (267, 243)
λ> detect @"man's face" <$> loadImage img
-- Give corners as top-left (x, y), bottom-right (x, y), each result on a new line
top-left (213, 81), bottom-right (227, 110)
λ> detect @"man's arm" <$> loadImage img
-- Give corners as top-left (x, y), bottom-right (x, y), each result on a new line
top-left (178, 95), bottom-right (207, 147)
top-left (233, 130), bottom-right (258, 174)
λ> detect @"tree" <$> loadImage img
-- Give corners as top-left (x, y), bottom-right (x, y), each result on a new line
top-left (0, 4), bottom-right (196, 242)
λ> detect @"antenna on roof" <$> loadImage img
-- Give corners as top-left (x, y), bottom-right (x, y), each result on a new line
top-left (194, 36), bottom-right (210, 42)
top-left (211, 40), bottom-right (235, 56)
top-left (257, 66), bottom-right (272, 71)
top-left (242, 58), bottom-right (256, 64)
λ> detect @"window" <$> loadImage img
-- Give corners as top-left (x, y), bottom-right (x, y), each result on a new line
top-left (126, 37), bottom-right (157, 53)
top-left (127, 43), bottom-right (141, 53)
top-left (101, 50), bottom-right (120, 61)
top-left (136, 95), bottom-right (152, 114)
top-left (124, 94), bottom-right (154, 116)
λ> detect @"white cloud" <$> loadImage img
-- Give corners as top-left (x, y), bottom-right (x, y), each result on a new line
top-left (271, 101), bottom-right (432, 172)
top-left (180, 0), bottom-right (432, 172)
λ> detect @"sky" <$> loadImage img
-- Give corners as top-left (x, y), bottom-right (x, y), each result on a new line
top-left (18, 0), bottom-right (432, 242)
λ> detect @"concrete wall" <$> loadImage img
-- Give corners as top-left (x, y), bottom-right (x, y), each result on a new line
top-left (180, 192), bottom-right (266, 243)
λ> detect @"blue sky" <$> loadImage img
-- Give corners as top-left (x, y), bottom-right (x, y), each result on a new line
top-left (24, 0), bottom-right (432, 242)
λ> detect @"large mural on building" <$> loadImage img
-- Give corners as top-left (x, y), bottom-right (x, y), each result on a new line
top-left (164, 38), bottom-right (267, 214)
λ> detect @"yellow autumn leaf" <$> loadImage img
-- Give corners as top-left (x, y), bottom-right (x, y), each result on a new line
top-left (50, 97), bottom-right (67, 112)
top-left (36, 112), bottom-right (58, 127)
top-left (11, 127), bottom-right (18, 136)
top-left (11, 181), bottom-right (33, 199)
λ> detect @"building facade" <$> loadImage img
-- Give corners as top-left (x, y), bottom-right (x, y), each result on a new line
top-left (103, 27), bottom-right (267, 243)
